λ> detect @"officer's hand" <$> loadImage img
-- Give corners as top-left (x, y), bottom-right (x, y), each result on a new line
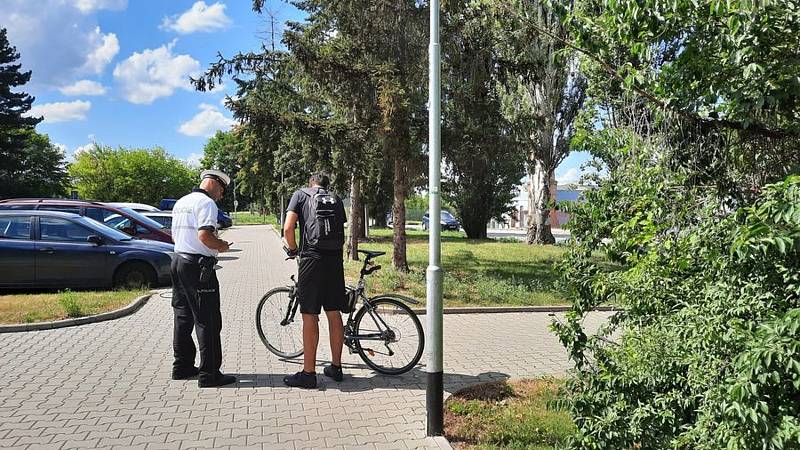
top-left (220, 241), bottom-right (231, 252)
top-left (283, 245), bottom-right (298, 259)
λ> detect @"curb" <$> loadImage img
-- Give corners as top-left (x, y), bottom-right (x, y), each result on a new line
top-left (0, 293), bottom-right (152, 333)
top-left (427, 436), bottom-right (454, 450)
top-left (410, 305), bottom-right (620, 315)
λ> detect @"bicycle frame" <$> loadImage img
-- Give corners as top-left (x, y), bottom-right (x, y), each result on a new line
top-left (280, 253), bottom-right (415, 350)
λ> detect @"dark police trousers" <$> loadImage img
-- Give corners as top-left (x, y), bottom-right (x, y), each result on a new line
top-left (171, 256), bottom-right (223, 381)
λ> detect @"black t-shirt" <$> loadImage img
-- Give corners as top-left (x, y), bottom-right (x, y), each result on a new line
top-left (287, 186), bottom-right (347, 256)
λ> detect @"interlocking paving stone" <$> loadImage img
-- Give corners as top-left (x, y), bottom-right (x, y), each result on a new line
top-left (0, 225), bottom-right (610, 448)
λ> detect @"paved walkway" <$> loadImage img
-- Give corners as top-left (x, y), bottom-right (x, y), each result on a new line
top-left (0, 225), bottom-right (611, 449)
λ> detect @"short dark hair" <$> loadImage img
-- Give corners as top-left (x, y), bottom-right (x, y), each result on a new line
top-left (309, 173), bottom-right (330, 189)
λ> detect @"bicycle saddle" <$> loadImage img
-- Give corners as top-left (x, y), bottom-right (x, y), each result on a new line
top-left (358, 249), bottom-right (386, 259)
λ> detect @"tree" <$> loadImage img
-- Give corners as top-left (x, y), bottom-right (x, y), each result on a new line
top-left (69, 145), bottom-right (198, 205)
top-left (279, 0), bottom-right (428, 270)
top-left (554, 0), bottom-right (800, 446)
top-left (564, 0), bottom-right (800, 198)
top-left (0, 27), bottom-right (44, 197)
top-left (496, 0), bottom-right (587, 244)
top-left (201, 129), bottom-right (252, 212)
top-left (441, 2), bottom-right (525, 239)
top-left (7, 130), bottom-right (69, 198)
top-left (195, 2), bottom-right (428, 269)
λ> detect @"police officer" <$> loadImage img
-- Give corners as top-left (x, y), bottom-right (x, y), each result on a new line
top-left (282, 173), bottom-right (348, 389)
top-left (170, 169), bottom-right (236, 388)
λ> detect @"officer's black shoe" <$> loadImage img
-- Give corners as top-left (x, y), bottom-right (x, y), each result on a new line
top-left (323, 364), bottom-right (343, 382)
top-left (172, 366), bottom-right (200, 380)
top-left (283, 371), bottom-right (317, 389)
top-left (198, 374), bottom-right (237, 388)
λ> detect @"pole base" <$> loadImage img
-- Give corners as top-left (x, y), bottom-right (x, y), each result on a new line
top-left (426, 371), bottom-right (444, 436)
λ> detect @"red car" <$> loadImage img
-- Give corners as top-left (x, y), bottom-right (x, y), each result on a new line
top-left (0, 199), bottom-right (173, 243)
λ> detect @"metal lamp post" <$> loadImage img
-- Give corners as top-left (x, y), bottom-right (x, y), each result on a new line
top-left (426, 0), bottom-right (444, 437)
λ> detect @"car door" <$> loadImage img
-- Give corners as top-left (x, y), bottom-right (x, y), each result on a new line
top-left (0, 215), bottom-right (36, 285)
top-left (35, 217), bottom-right (108, 287)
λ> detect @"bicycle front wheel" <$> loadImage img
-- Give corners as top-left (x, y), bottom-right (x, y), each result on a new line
top-left (353, 297), bottom-right (424, 375)
top-left (255, 287), bottom-right (304, 358)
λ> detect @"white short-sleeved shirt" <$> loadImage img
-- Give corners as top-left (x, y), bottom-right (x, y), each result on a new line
top-left (171, 190), bottom-right (219, 256)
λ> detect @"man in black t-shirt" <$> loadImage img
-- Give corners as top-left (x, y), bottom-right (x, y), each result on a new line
top-left (281, 173), bottom-right (347, 389)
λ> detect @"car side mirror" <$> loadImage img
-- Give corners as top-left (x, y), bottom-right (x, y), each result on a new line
top-left (87, 235), bottom-right (103, 245)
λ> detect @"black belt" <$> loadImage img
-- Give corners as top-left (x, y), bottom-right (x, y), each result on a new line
top-left (177, 252), bottom-right (211, 264)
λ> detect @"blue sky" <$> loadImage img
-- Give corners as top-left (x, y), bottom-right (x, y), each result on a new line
top-left (1, 0), bottom-right (302, 165)
top-left (2, 0), bottom-right (590, 184)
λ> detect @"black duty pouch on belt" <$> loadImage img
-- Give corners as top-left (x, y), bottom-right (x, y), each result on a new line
top-left (198, 256), bottom-right (218, 283)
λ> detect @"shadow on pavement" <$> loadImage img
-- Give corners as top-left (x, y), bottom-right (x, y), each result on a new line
top-left (226, 366), bottom-right (509, 393)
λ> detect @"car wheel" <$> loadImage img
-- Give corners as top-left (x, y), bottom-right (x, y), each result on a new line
top-left (114, 262), bottom-right (156, 289)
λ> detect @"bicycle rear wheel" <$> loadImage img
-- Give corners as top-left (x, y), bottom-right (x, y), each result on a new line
top-left (255, 287), bottom-right (304, 358)
top-left (352, 297), bottom-right (424, 375)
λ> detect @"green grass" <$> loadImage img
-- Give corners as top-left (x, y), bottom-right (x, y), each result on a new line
top-left (231, 212), bottom-right (279, 226)
top-left (444, 379), bottom-right (575, 449)
top-left (346, 228), bottom-right (569, 307)
top-left (0, 289), bottom-right (147, 324)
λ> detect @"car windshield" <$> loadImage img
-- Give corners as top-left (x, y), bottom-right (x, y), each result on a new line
top-left (120, 207), bottom-right (167, 229)
top-left (104, 214), bottom-right (125, 227)
top-left (441, 211), bottom-right (455, 220)
top-left (77, 216), bottom-right (132, 241)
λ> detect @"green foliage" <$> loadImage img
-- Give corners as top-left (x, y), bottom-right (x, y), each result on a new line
top-left (0, 129), bottom-right (69, 198)
top-left (69, 145), bottom-right (198, 205)
top-left (0, 27), bottom-right (57, 198)
top-left (201, 130), bottom-right (252, 211)
top-left (555, 157), bottom-right (800, 448)
top-left (441, 1), bottom-right (526, 239)
top-left (58, 291), bottom-right (83, 318)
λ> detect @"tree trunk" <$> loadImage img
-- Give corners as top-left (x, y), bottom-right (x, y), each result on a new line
top-left (347, 174), bottom-right (361, 261)
top-left (392, 155), bottom-right (409, 272)
top-left (549, 174), bottom-right (559, 228)
top-left (527, 159), bottom-right (555, 245)
top-left (461, 204), bottom-right (489, 239)
top-left (362, 205), bottom-right (369, 238)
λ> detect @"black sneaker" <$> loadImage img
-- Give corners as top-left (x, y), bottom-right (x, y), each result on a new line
top-left (283, 371), bottom-right (317, 389)
top-left (198, 374), bottom-right (237, 388)
top-left (172, 366), bottom-right (199, 380)
top-left (323, 364), bottom-right (343, 382)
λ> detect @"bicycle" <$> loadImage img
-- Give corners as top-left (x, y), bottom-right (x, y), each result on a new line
top-left (255, 249), bottom-right (425, 375)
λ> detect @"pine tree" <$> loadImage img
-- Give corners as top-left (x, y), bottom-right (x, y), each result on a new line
top-left (0, 27), bottom-right (44, 197)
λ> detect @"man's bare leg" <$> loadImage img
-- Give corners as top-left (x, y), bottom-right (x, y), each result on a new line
top-left (302, 313), bottom-right (319, 373)
top-left (325, 310), bottom-right (344, 366)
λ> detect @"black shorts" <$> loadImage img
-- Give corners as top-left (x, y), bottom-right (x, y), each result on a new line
top-left (296, 251), bottom-right (347, 315)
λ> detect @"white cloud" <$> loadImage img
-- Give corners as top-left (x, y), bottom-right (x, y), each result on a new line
top-left (556, 166), bottom-right (599, 185)
top-left (184, 152), bottom-right (203, 167)
top-left (0, 2), bottom-right (123, 87)
top-left (27, 100), bottom-right (91, 123)
top-left (556, 167), bottom-right (581, 184)
top-left (53, 143), bottom-right (68, 156)
top-left (113, 41), bottom-right (201, 104)
top-left (67, 0), bottom-right (127, 14)
top-left (162, 1), bottom-right (232, 34)
top-left (82, 27), bottom-right (119, 74)
top-left (75, 143), bottom-right (96, 155)
top-left (178, 103), bottom-right (235, 137)
top-left (59, 79), bottom-right (107, 96)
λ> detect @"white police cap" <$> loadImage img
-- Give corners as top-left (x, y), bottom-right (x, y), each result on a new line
top-left (200, 169), bottom-right (231, 187)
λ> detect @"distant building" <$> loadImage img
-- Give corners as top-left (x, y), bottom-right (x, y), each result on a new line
top-left (489, 182), bottom-right (592, 230)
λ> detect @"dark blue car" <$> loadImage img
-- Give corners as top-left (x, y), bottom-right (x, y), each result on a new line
top-left (0, 211), bottom-right (174, 289)
top-left (422, 210), bottom-right (461, 231)
top-left (160, 198), bottom-right (232, 229)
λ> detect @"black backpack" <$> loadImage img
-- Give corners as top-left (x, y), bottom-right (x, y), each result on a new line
top-left (300, 187), bottom-right (344, 251)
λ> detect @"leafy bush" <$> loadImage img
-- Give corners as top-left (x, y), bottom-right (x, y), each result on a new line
top-left (555, 167), bottom-right (800, 448)
top-left (58, 291), bottom-right (84, 318)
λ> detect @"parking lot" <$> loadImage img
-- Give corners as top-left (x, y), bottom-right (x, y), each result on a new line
top-left (0, 225), bottom-right (610, 449)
